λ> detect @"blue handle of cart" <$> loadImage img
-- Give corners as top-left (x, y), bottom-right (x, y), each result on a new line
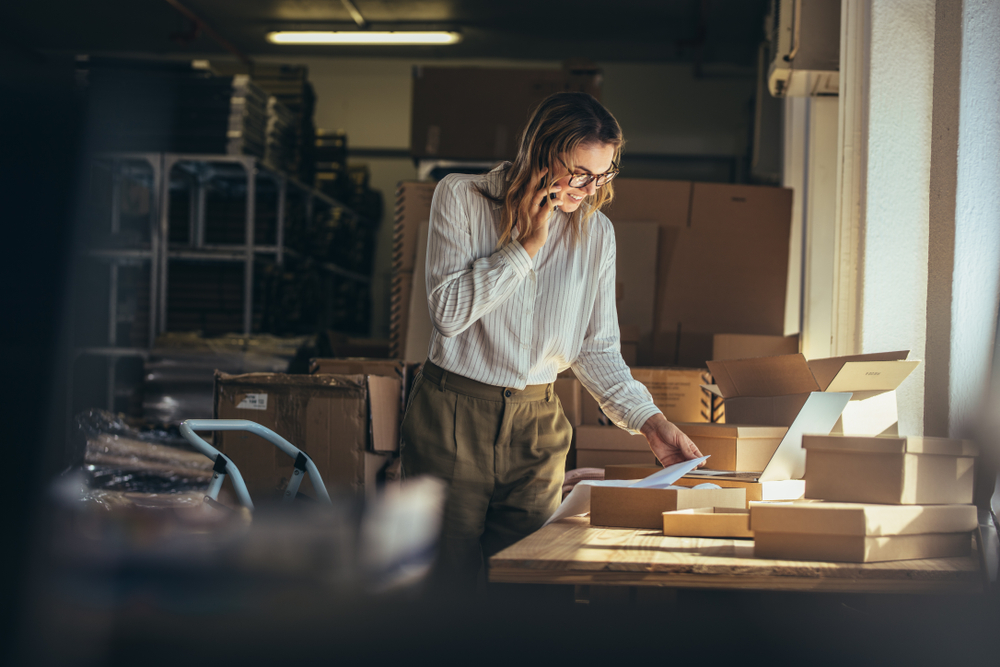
top-left (180, 419), bottom-right (333, 507)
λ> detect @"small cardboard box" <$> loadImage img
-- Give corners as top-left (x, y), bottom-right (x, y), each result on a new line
top-left (803, 435), bottom-right (977, 505)
top-left (590, 485), bottom-right (747, 529)
top-left (706, 351), bottom-right (920, 434)
top-left (631, 367), bottom-right (711, 423)
top-left (214, 372), bottom-right (401, 501)
top-left (574, 425), bottom-right (655, 468)
top-left (751, 502), bottom-right (978, 562)
top-left (674, 423), bottom-right (787, 471)
top-left (662, 507), bottom-right (753, 539)
top-left (309, 358), bottom-right (410, 414)
top-left (604, 463), bottom-right (805, 507)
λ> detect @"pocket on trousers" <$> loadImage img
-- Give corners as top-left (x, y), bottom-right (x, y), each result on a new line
top-left (400, 377), bottom-right (458, 480)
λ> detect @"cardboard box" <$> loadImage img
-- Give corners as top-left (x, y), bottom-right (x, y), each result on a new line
top-left (411, 66), bottom-right (601, 161)
top-left (554, 378), bottom-right (582, 427)
top-left (604, 464), bottom-right (806, 506)
top-left (620, 324), bottom-right (640, 366)
top-left (590, 485), bottom-right (747, 529)
top-left (631, 367), bottom-right (711, 423)
top-left (608, 180), bottom-right (793, 368)
top-left (751, 502), bottom-right (977, 562)
top-left (675, 423), bottom-right (787, 471)
top-left (214, 372), bottom-right (401, 501)
top-left (389, 271), bottom-right (414, 360)
top-left (706, 351), bottom-right (920, 434)
top-left (803, 435), bottom-right (977, 505)
top-left (392, 181), bottom-right (437, 274)
top-left (574, 425), bottom-right (655, 468)
top-left (713, 334), bottom-right (799, 360)
top-left (309, 358), bottom-right (411, 420)
top-left (662, 507), bottom-right (753, 539)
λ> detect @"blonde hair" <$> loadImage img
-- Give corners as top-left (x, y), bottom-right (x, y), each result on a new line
top-left (476, 92), bottom-right (623, 247)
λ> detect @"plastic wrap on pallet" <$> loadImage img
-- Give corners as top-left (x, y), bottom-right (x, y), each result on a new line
top-left (76, 409), bottom-right (214, 494)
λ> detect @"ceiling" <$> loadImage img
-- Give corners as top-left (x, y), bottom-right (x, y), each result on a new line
top-left (6, 0), bottom-right (769, 65)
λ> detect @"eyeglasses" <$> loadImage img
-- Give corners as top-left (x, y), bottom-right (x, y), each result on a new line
top-left (560, 158), bottom-right (620, 189)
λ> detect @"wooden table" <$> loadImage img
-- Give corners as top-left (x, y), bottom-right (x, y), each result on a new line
top-left (489, 517), bottom-right (985, 595)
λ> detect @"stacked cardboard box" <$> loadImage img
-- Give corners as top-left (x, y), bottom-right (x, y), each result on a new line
top-left (749, 434), bottom-right (978, 562)
top-left (214, 371), bottom-right (401, 503)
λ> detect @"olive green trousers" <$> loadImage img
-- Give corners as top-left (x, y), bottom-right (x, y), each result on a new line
top-left (400, 361), bottom-right (572, 589)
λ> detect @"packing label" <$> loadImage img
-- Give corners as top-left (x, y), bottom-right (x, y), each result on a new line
top-left (236, 393), bottom-right (268, 410)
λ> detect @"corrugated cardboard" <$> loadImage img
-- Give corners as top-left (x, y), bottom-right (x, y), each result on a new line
top-left (620, 324), bottom-right (639, 366)
top-left (575, 425), bottom-right (649, 451)
top-left (753, 532), bottom-right (972, 563)
top-left (675, 423), bottom-right (787, 471)
top-left (309, 358), bottom-right (411, 421)
top-left (803, 435), bottom-right (977, 505)
top-left (214, 372), bottom-right (401, 501)
top-left (554, 378), bottom-right (582, 427)
top-left (590, 486), bottom-right (747, 529)
top-left (631, 367), bottom-right (712, 423)
top-left (392, 181), bottom-right (437, 274)
top-left (662, 507), bottom-right (753, 539)
top-left (404, 222), bottom-right (432, 363)
top-left (389, 271), bottom-right (414, 360)
top-left (751, 502), bottom-right (977, 562)
top-left (614, 224), bottom-right (659, 364)
top-left (607, 180), bottom-right (793, 368)
top-left (603, 463), bottom-right (805, 506)
top-left (713, 333), bottom-right (799, 360)
top-left (411, 66), bottom-right (601, 160)
top-left (706, 351), bottom-right (919, 434)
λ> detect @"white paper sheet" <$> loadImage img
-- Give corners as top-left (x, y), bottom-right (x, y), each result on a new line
top-left (544, 456), bottom-right (711, 525)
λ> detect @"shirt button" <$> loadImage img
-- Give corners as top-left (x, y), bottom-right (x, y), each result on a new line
top-left (504, 390), bottom-right (512, 398)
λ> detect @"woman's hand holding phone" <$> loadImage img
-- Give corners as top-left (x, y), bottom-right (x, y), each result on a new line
top-left (520, 168), bottom-right (563, 259)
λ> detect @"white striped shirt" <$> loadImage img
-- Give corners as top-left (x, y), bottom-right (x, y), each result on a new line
top-left (424, 165), bottom-right (661, 434)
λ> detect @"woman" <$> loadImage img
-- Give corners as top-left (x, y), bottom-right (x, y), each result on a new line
top-left (401, 91), bottom-right (703, 587)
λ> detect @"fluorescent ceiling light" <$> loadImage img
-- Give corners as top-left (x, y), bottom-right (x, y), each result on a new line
top-left (267, 31), bottom-right (462, 45)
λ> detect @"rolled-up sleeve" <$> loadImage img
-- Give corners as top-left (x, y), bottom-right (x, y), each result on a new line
top-left (425, 176), bottom-right (532, 338)
top-left (571, 228), bottom-right (661, 434)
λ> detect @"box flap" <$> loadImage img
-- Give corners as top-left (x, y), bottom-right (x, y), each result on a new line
top-left (706, 354), bottom-right (819, 398)
top-left (366, 375), bottom-right (402, 452)
top-left (802, 434), bottom-right (978, 457)
top-left (750, 502), bottom-right (978, 536)
top-left (676, 423), bottom-right (788, 439)
top-left (823, 360), bottom-right (920, 394)
top-left (806, 351), bottom-right (910, 390)
top-left (701, 383), bottom-right (723, 397)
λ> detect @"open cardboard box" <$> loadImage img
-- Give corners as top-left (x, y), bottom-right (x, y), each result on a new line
top-left (803, 435), bottom-right (977, 505)
top-left (674, 423), bottom-right (787, 471)
top-left (662, 507), bottom-right (753, 539)
top-left (215, 372), bottom-right (400, 501)
top-left (604, 463), bottom-right (805, 507)
top-left (751, 502), bottom-right (977, 562)
top-left (706, 351), bottom-right (920, 435)
top-left (590, 485), bottom-right (746, 529)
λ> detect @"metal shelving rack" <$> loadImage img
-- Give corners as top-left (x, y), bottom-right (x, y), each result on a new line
top-left (72, 151), bottom-right (372, 417)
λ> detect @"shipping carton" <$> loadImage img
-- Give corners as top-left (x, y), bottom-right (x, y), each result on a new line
top-left (674, 423), bottom-right (787, 471)
top-left (574, 425), bottom-right (655, 468)
top-left (411, 66), bottom-right (601, 160)
top-left (662, 507), bottom-right (753, 539)
top-left (620, 324), bottom-right (639, 366)
top-left (713, 333), bottom-right (799, 360)
top-left (631, 367), bottom-right (712, 423)
top-left (590, 485), bottom-right (747, 529)
top-left (803, 435), bottom-right (977, 505)
top-left (706, 351), bottom-right (919, 434)
top-left (214, 372), bottom-right (401, 501)
top-left (309, 358), bottom-right (411, 421)
top-left (608, 180), bottom-right (793, 368)
top-left (751, 502), bottom-right (977, 562)
top-left (604, 463), bottom-right (805, 506)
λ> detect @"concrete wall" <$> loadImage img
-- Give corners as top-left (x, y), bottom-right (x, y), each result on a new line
top-left (859, 0), bottom-right (936, 435)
